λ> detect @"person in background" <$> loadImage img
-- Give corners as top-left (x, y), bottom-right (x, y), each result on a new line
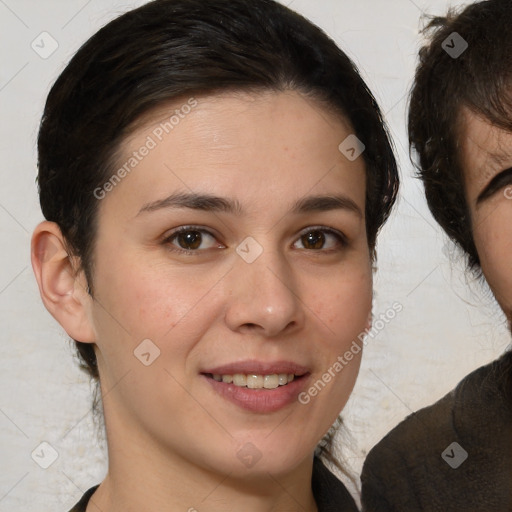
top-left (361, 1), bottom-right (512, 510)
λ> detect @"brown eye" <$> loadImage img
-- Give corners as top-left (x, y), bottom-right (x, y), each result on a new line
top-left (176, 230), bottom-right (203, 250)
top-left (301, 230), bottom-right (326, 249)
top-left (293, 228), bottom-right (346, 251)
top-left (165, 227), bottom-right (221, 252)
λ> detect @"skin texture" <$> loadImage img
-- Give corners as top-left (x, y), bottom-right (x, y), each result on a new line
top-left (460, 107), bottom-right (512, 322)
top-left (31, 90), bottom-right (372, 512)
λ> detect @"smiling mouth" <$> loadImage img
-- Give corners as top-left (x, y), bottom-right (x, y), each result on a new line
top-left (203, 373), bottom-right (307, 389)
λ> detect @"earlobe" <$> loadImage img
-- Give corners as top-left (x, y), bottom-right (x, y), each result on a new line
top-left (31, 221), bottom-right (96, 343)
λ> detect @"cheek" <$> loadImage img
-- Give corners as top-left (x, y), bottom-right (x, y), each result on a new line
top-left (301, 263), bottom-right (372, 409)
top-left (474, 212), bottom-right (512, 313)
top-left (92, 248), bottom-right (229, 353)
top-left (308, 266), bottom-right (372, 340)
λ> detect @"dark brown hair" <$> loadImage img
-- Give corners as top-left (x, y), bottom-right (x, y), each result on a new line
top-left (37, 0), bottom-right (398, 471)
top-left (38, 0), bottom-right (398, 380)
top-left (409, 0), bottom-right (512, 270)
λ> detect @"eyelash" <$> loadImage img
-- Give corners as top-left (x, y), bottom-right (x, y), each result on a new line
top-left (162, 225), bottom-right (348, 255)
top-left (480, 167), bottom-right (512, 202)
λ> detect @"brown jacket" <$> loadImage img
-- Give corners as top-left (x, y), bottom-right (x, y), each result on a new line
top-left (361, 350), bottom-right (512, 511)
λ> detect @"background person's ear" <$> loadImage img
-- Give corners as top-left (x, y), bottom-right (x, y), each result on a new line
top-left (31, 221), bottom-right (96, 343)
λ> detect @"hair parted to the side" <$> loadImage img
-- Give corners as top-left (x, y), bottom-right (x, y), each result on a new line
top-left (37, 0), bottom-right (398, 473)
top-left (409, 0), bottom-right (512, 272)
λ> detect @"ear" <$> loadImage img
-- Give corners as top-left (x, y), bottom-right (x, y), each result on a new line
top-left (31, 221), bottom-right (96, 343)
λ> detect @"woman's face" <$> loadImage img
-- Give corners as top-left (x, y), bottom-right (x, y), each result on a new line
top-left (86, 90), bottom-right (371, 476)
top-left (461, 107), bottom-right (512, 321)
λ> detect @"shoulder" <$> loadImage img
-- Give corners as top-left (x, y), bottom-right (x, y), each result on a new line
top-left (361, 351), bottom-right (512, 511)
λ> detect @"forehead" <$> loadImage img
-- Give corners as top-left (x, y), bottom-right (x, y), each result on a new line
top-left (459, 107), bottom-right (512, 189)
top-left (99, 90), bottom-right (367, 218)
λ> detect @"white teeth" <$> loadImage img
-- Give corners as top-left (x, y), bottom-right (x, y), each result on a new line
top-left (278, 374), bottom-right (288, 385)
top-left (211, 373), bottom-right (297, 389)
top-left (233, 374), bottom-right (247, 386)
top-left (264, 374), bottom-right (279, 389)
top-left (247, 375), bottom-right (264, 389)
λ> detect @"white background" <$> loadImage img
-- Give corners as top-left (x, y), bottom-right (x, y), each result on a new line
top-left (0, 0), bottom-right (510, 510)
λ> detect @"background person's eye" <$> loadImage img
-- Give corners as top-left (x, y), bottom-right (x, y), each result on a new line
top-left (164, 227), bottom-right (223, 252)
top-left (477, 166), bottom-right (512, 204)
top-left (293, 227), bottom-right (347, 251)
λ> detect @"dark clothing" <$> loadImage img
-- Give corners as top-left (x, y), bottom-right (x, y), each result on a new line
top-left (311, 456), bottom-right (359, 511)
top-left (69, 456), bottom-right (358, 511)
top-left (361, 350), bottom-right (512, 511)
top-left (69, 485), bottom-right (98, 512)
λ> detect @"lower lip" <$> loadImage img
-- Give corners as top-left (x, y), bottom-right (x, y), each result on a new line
top-left (202, 374), bottom-right (310, 413)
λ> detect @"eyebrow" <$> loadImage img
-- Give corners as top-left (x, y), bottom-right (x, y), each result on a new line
top-left (476, 167), bottom-right (512, 205)
top-left (136, 192), bottom-right (363, 218)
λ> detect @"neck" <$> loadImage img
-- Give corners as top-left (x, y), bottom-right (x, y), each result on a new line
top-left (87, 409), bottom-right (318, 512)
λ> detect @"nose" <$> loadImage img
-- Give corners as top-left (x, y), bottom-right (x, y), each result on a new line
top-left (223, 246), bottom-right (304, 338)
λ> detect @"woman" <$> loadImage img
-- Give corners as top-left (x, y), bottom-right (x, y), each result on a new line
top-left (361, 1), bottom-right (512, 510)
top-left (30, 0), bottom-right (398, 510)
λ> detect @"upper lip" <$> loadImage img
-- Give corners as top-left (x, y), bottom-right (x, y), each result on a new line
top-left (201, 360), bottom-right (310, 376)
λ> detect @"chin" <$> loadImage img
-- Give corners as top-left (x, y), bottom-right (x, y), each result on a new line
top-left (203, 438), bottom-right (313, 479)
